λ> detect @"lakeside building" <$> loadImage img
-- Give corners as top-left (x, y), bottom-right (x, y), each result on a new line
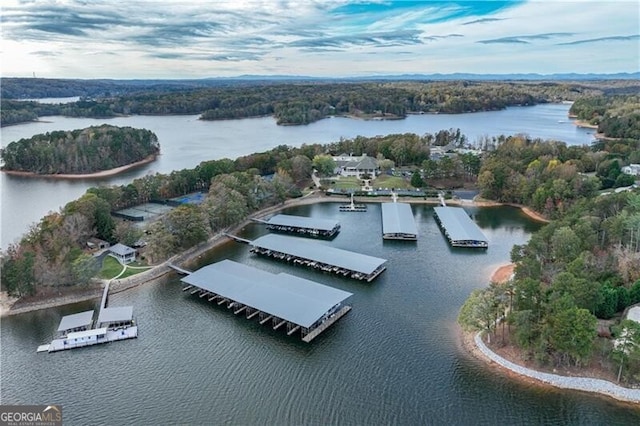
top-left (433, 206), bottom-right (488, 248)
top-left (332, 153), bottom-right (380, 177)
top-left (109, 243), bottom-right (136, 264)
top-left (249, 234), bottom-right (387, 282)
top-left (381, 202), bottom-right (418, 240)
top-left (622, 164), bottom-right (640, 176)
top-left (181, 260), bottom-right (353, 342)
top-left (258, 214), bottom-right (340, 238)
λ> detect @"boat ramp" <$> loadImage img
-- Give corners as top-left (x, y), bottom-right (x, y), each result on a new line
top-left (254, 214), bottom-right (340, 238)
top-left (248, 234), bottom-right (387, 282)
top-left (180, 260), bottom-right (353, 342)
top-left (37, 281), bottom-right (138, 353)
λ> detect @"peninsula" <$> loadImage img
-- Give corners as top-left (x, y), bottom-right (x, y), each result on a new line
top-left (1, 124), bottom-right (159, 176)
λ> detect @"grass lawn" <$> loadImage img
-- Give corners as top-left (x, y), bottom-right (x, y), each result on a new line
top-left (98, 255), bottom-right (151, 279)
top-left (372, 175), bottom-right (411, 190)
top-left (330, 176), bottom-right (362, 190)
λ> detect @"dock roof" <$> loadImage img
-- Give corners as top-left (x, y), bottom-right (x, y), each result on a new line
top-left (381, 202), bottom-right (418, 237)
top-left (57, 310), bottom-right (94, 332)
top-left (266, 214), bottom-right (339, 232)
top-left (181, 260), bottom-right (353, 328)
top-left (97, 306), bottom-right (133, 325)
top-left (251, 234), bottom-right (387, 275)
top-left (434, 206), bottom-right (488, 243)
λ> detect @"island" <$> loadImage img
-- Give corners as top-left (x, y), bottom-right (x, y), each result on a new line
top-left (0, 124), bottom-right (159, 177)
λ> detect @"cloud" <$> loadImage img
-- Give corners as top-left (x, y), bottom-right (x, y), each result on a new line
top-left (288, 29), bottom-right (423, 49)
top-left (462, 18), bottom-right (505, 25)
top-left (558, 34), bottom-right (640, 46)
top-left (0, 0), bottom-right (637, 78)
top-left (478, 33), bottom-right (574, 44)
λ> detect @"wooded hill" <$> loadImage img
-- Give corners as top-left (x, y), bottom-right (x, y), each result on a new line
top-left (0, 80), bottom-right (610, 127)
top-left (0, 125), bottom-right (159, 174)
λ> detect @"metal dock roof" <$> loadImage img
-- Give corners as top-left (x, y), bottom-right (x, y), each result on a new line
top-left (181, 260), bottom-right (353, 328)
top-left (97, 306), bottom-right (133, 324)
top-left (381, 203), bottom-right (418, 238)
top-left (267, 214), bottom-right (339, 232)
top-left (433, 206), bottom-right (488, 243)
top-left (251, 234), bottom-right (387, 275)
top-left (57, 310), bottom-right (94, 332)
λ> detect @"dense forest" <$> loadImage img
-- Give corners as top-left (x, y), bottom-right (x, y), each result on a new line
top-left (570, 95), bottom-right (640, 139)
top-left (0, 125), bottom-right (159, 174)
top-left (0, 80), bottom-right (619, 127)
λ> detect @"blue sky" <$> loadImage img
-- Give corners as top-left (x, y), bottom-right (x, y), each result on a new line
top-left (1, 0), bottom-right (638, 78)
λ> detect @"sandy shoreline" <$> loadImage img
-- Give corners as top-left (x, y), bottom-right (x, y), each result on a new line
top-left (0, 193), bottom-right (546, 317)
top-left (1, 154), bottom-right (157, 180)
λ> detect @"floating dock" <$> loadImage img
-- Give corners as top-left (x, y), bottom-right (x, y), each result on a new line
top-left (339, 193), bottom-right (367, 212)
top-left (255, 214), bottom-right (340, 238)
top-left (38, 281), bottom-right (137, 353)
top-left (249, 234), bottom-right (387, 282)
top-left (381, 202), bottom-right (418, 240)
top-left (181, 260), bottom-right (353, 342)
top-left (433, 206), bottom-right (488, 248)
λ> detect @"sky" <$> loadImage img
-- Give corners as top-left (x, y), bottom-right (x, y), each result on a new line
top-left (1, 0), bottom-right (639, 79)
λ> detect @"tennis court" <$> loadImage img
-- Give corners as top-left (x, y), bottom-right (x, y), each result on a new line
top-left (113, 203), bottom-right (175, 221)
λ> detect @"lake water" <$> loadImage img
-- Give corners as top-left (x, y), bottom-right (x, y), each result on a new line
top-left (1, 204), bottom-right (638, 425)
top-left (0, 103), bottom-right (595, 248)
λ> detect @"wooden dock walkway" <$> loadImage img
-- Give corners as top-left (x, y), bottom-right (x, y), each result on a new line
top-left (168, 263), bottom-right (192, 275)
top-left (223, 233), bottom-right (252, 244)
top-left (302, 306), bottom-right (351, 342)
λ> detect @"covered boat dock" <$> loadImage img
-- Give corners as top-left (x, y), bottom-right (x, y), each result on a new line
top-left (97, 306), bottom-right (135, 329)
top-left (259, 214), bottom-right (340, 238)
top-left (249, 234), bottom-right (387, 282)
top-left (381, 202), bottom-right (418, 240)
top-left (180, 260), bottom-right (353, 342)
top-left (57, 310), bottom-right (95, 335)
top-left (433, 206), bottom-right (488, 248)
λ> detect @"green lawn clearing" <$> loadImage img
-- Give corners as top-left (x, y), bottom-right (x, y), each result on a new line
top-left (98, 255), bottom-right (151, 280)
top-left (372, 175), bottom-right (411, 190)
top-left (330, 176), bottom-right (362, 190)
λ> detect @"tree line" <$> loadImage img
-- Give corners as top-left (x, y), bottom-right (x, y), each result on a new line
top-left (1, 125), bottom-right (160, 174)
top-left (570, 95), bottom-right (640, 139)
top-left (0, 80), bottom-right (611, 127)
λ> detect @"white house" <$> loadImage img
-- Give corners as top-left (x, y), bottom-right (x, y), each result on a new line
top-left (109, 243), bottom-right (136, 264)
top-left (621, 164), bottom-right (640, 176)
top-left (332, 154), bottom-right (379, 177)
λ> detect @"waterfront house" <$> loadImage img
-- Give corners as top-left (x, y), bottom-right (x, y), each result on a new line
top-left (333, 154), bottom-right (379, 177)
top-left (621, 164), bottom-right (640, 176)
top-left (109, 243), bottom-right (136, 264)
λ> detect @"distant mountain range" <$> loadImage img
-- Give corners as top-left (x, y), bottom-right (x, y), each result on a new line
top-left (225, 72), bottom-right (640, 81)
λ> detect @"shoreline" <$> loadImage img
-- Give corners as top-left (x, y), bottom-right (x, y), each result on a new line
top-left (458, 264), bottom-right (640, 405)
top-left (1, 154), bottom-right (158, 180)
top-left (0, 193), bottom-right (544, 317)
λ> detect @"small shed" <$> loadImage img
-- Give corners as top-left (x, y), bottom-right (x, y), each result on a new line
top-left (109, 243), bottom-right (136, 264)
top-left (87, 237), bottom-right (110, 250)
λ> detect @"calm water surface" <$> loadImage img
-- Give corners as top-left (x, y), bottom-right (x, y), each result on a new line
top-left (1, 204), bottom-right (638, 425)
top-left (0, 103), bottom-right (595, 248)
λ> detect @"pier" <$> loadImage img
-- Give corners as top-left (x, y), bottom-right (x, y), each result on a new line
top-left (180, 260), bottom-right (353, 342)
top-left (381, 202), bottom-right (418, 240)
top-left (255, 214), bottom-right (341, 238)
top-left (434, 206), bottom-right (488, 248)
top-left (223, 233), bottom-right (252, 244)
top-left (168, 263), bottom-right (193, 275)
top-left (38, 280), bottom-right (138, 353)
top-left (339, 193), bottom-right (367, 212)
top-left (248, 234), bottom-right (387, 282)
